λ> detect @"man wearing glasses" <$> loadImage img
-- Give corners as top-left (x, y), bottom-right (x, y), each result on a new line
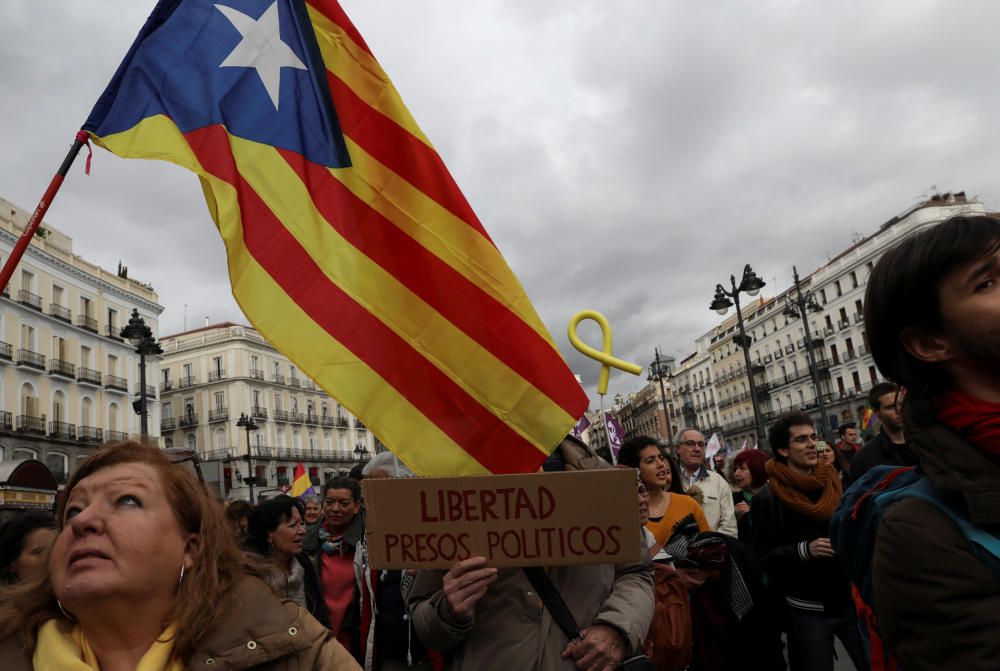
top-left (750, 412), bottom-right (867, 671)
top-left (675, 429), bottom-right (737, 537)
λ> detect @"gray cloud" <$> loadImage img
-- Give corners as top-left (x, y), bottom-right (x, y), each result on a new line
top-left (3, 0), bottom-right (1000, 410)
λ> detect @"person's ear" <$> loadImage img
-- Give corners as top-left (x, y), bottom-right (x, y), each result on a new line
top-left (776, 446), bottom-right (789, 461)
top-left (900, 326), bottom-right (952, 364)
top-left (183, 533), bottom-right (198, 569)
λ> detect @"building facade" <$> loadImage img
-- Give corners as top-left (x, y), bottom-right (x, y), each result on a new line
top-left (0, 197), bottom-right (163, 482)
top-left (159, 323), bottom-right (376, 500)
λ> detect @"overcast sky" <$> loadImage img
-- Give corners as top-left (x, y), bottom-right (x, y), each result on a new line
top-left (4, 1), bottom-right (1000, 408)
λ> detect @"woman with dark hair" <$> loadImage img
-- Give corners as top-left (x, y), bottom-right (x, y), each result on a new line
top-left (0, 441), bottom-right (360, 670)
top-left (618, 435), bottom-right (709, 550)
top-left (731, 449), bottom-right (771, 544)
top-left (225, 498), bottom-right (253, 539)
top-left (246, 494), bottom-right (329, 627)
top-left (0, 512), bottom-right (56, 584)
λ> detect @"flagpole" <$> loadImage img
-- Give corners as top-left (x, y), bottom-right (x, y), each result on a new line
top-left (0, 131), bottom-right (89, 293)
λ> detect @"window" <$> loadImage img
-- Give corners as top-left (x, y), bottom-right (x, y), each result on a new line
top-left (52, 336), bottom-right (66, 361)
top-left (107, 354), bottom-right (118, 375)
top-left (825, 315), bottom-right (833, 330)
top-left (52, 285), bottom-right (64, 306)
top-left (214, 429), bottom-right (226, 450)
top-left (852, 371), bottom-right (862, 392)
top-left (183, 363), bottom-right (193, 378)
top-left (214, 391), bottom-right (225, 411)
top-left (820, 289), bottom-right (827, 304)
top-left (80, 296), bottom-right (93, 318)
top-left (869, 366), bottom-right (878, 386)
top-left (81, 346), bottom-right (92, 368)
top-left (162, 403), bottom-right (173, 420)
top-left (839, 307), bottom-right (848, 324)
top-left (184, 398), bottom-right (195, 419)
top-left (250, 355), bottom-right (259, 373)
top-left (162, 368), bottom-right (171, 385)
top-left (291, 397), bottom-right (299, 412)
top-left (212, 356), bottom-right (223, 376)
top-left (46, 453), bottom-right (68, 484)
top-left (851, 271), bottom-right (859, 289)
top-left (830, 344), bottom-right (839, 364)
top-left (252, 390), bottom-right (261, 409)
top-left (835, 280), bottom-right (842, 297)
top-left (854, 299), bottom-right (863, 318)
top-left (186, 434), bottom-right (196, 451)
top-left (845, 337), bottom-right (855, 358)
top-left (274, 393), bottom-right (282, 411)
top-left (107, 308), bottom-right (118, 332)
top-left (21, 270), bottom-right (34, 293)
top-left (837, 377), bottom-right (846, 394)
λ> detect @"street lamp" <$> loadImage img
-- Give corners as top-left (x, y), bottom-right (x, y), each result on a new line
top-left (236, 412), bottom-right (258, 503)
top-left (120, 309), bottom-right (163, 441)
top-left (647, 347), bottom-right (675, 445)
top-left (782, 265), bottom-right (833, 440)
top-left (709, 263), bottom-right (768, 450)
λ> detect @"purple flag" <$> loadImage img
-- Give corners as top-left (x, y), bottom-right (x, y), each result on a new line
top-left (604, 412), bottom-right (626, 463)
top-left (572, 414), bottom-right (592, 439)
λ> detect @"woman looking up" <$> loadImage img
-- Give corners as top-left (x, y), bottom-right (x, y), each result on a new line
top-left (618, 435), bottom-right (710, 550)
top-left (245, 495), bottom-right (329, 627)
top-left (0, 441), bottom-right (360, 671)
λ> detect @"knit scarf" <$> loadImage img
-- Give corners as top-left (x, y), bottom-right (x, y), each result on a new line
top-left (33, 619), bottom-right (182, 671)
top-left (937, 389), bottom-right (1000, 463)
top-left (764, 460), bottom-right (842, 521)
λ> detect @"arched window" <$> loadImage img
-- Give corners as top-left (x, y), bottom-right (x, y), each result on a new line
top-left (20, 382), bottom-right (38, 418)
top-left (47, 452), bottom-right (69, 483)
top-left (52, 390), bottom-right (67, 423)
top-left (308, 433), bottom-right (316, 450)
top-left (186, 434), bottom-right (196, 452)
top-left (214, 428), bottom-right (226, 450)
top-left (81, 396), bottom-right (93, 427)
top-left (108, 403), bottom-right (120, 431)
top-left (13, 447), bottom-right (37, 460)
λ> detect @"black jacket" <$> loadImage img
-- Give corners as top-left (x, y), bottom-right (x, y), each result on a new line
top-left (848, 429), bottom-right (918, 485)
top-left (750, 484), bottom-right (850, 617)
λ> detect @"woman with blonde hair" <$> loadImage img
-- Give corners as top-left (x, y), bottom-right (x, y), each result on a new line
top-left (0, 441), bottom-right (360, 670)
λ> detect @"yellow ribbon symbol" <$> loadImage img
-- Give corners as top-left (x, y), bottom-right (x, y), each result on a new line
top-left (567, 310), bottom-right (642, 396)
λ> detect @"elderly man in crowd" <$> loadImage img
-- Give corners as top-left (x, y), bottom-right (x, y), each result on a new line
top-left (674, 428), bottom-right (738, 537)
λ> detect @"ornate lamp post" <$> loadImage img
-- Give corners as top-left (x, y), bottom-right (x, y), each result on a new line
top-left (709, 264), bottom-right (768, 450)
top-left (236, 412), bottom-right (258, 503)
top-left (782, 265), bottom-right (832, 440)
top-left (120, 309), bottom-right (162, 441)
top-left (647, 347), bottom-right (675, 445)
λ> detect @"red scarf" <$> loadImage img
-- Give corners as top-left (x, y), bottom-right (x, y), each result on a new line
top-left (937, 389), bottom-right (1000, 462)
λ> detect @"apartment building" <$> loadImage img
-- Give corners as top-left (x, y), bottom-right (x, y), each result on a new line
top-left (159, 323), bottom-right (375, 500)
top-left (0, 197), bottom-right (163, 482)
top-left (668, 335), bottom-right (719, 437)
top-left (676, 192), bottom-right (985, 449)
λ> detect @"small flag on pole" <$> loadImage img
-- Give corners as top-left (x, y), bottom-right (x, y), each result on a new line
top-left (604, 412), bottom-right (625, 464)
top-left (290, 462), bottom-right (312, 498)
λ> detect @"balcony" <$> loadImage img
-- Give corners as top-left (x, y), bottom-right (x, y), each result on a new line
top-left (784, 345), bottom-right (795, 354)
top-left (289, 411), bottom-right (305, 423)
top-left (134, 384), bottom-right (156, 397)
top-left (160, 380), bottom-right (173, 392)
top-left (209, 407), bottom-right (229, 423)
top-left (335, 416), bottom-right (350, 428)
top-left (78, 426), bottom-right (103, 443)
top-left (49, 303), bottom-right (71, 322)
top-left (356, 420), bottom-right (367, 431)
top-left (48, 421), bottom-right (76, 440)
top-left (17, 289), bottom-right (42, 311)
top-left (320, 416), bottom-right (334, 428)
top-left (249, 370), bottom-right (264, 381)
top-left (304, 414), bottom-right (319, 426)
top-left (104, 325), bottom-right (123, 341)
top-left (105, 375), bottom-right (128, 392)
top-left (0, 411), bottom-right (11, 431)
top-left (0, 341), bottom-right (11, 361)
top-left (179, 413), bottom-right (199, 428)
top-left (16, 415), bottom-right (45, 434)
top-left (853, 313), bottom-right (864, 324)
top-left (178, 376), bottom-right (197, 388)
top-left (160, 417), bottom-right (176, 432)
top-left (251, 406), bottom-right (268, 420)
top-left (106, 430), bottom-right (128, 442)
top-left (77, 367), bottom-right (102, 386)
top-left (273, 409), bottom-right (289, 422)
top-left (303, 381), bottom-right (316, 391)
top-left (289, 377), bottom-right (301, 388)
top-left (17, 349), bottom-right (45, 370)
top-left (272, 373), bottom-right (285, 385)
top-left (838, 320), bottom-right (850, 330)
top-left (208, 370), bottom-right (226, 382)
top-left (76, 314), bottom-right (99, 332)
top-left (48, 359), bottom-right (76, 378)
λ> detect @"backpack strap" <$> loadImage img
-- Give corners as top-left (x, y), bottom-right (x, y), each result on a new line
top-left (901, 477), bottom-right (1000, 579)
top-left (523, 567), bottom-right (584, 643)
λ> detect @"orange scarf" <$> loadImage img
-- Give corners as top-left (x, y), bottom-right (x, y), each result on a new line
top-left (764, 461), bottom-right (842, 521)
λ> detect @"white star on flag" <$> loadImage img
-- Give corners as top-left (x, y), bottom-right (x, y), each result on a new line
top-left (216, 1), bottom-right (306, 111)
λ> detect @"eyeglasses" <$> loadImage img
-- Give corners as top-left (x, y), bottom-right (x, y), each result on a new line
top-left (680, 440), bottom-right (706, 448)
top-left (790, 433), bottom-right (819, 445)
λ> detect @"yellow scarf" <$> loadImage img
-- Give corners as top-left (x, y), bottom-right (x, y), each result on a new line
top-left (33, 619), bottom-right (183, 671)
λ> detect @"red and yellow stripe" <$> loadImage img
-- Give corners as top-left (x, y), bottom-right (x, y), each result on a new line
top-left (89, 0), bottom-right (586, 475)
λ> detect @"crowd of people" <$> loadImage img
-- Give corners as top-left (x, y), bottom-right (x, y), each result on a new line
top-left (0, 214), bottom-right (998, 670)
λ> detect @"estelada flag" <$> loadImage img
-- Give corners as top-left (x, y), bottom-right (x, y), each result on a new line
top-left (290, 462), bottom-right (311, 498)
top-left (82, 0), bottom-right (586, 476)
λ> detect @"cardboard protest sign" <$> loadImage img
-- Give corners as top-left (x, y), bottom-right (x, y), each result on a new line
top-left (363, 468), bottom-right (641, 569)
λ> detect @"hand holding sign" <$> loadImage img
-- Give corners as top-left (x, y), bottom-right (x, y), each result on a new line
top-left (443, 556), bottom-right (498, 622)
top-left (567, 310), bottom-right (642, 396)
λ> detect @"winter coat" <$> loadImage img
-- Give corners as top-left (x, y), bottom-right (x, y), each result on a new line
top-left (681, 467), bottom-right (738, 537)
top-left (407, 437), bottom-right (654, 671)
top-left (873, 403), bottom-right (1000, 670)
top-left (847, 429), bottom-right (918, 485)
top-left (750, 484), bottom-right (851, 617)
top-left (304, 511), bottom-right (365, 657)
top-left (0, 576), bottom-right (360, 670)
